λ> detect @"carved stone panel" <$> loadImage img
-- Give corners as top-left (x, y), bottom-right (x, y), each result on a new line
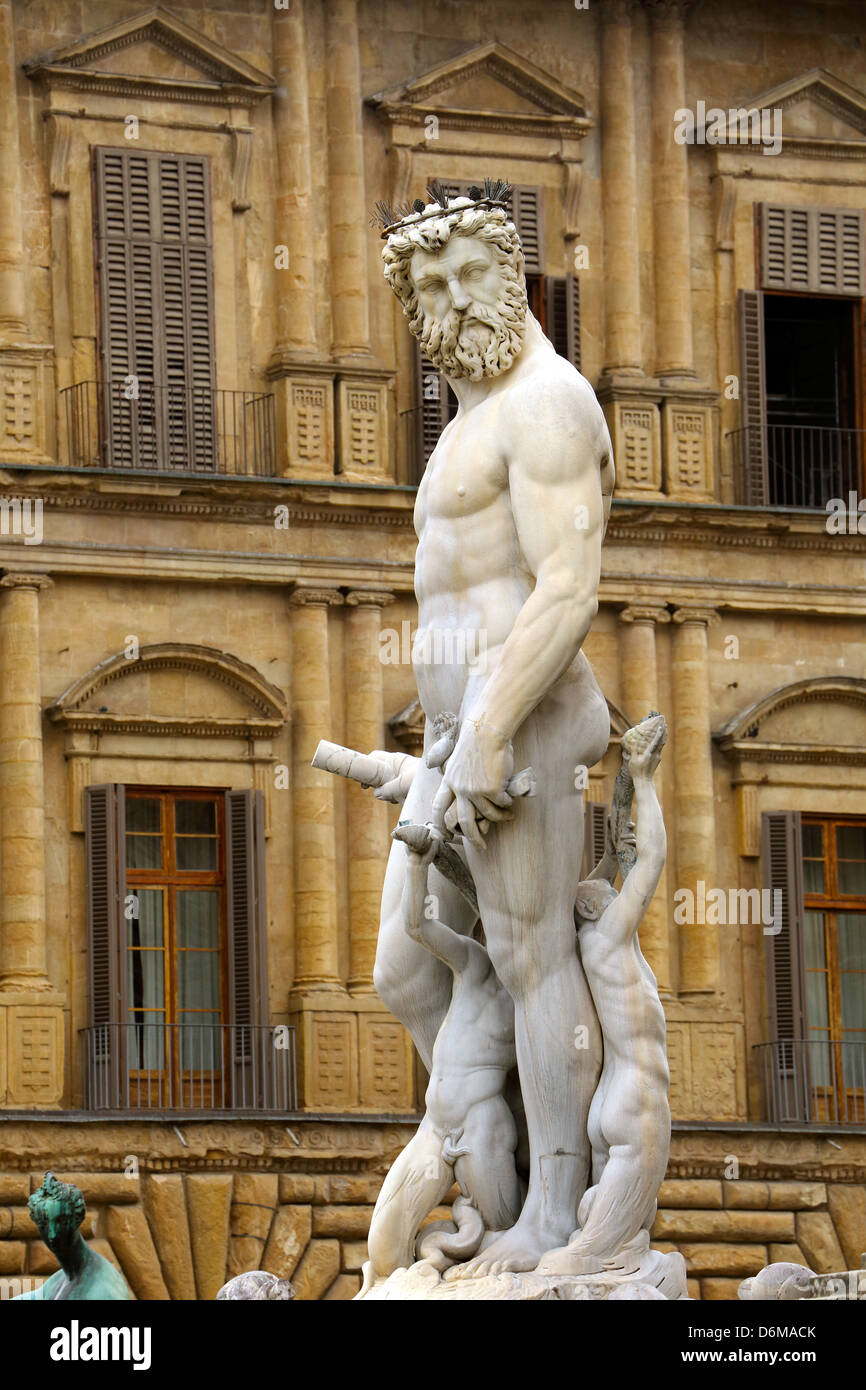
top-left (336, 376), bottom-right (391, 481)
top-left (607, 400), bottom-right (662, 495)
top-left (5, 1007), bottom-right (64, 1107)
top-left (358, 1016), bottom-right (413, 1111)
top-left (0, 350), bottom-right (54, 465)
top-left (664, 403), bottom-right (714, 499)
top-left (309, 1014), bottom-right (357, 1110)
top-left (665, 1018), bottom-right (743, 1122)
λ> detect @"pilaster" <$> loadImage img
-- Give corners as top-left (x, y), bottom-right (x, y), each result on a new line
top-left (619, 603), bottom-right (673, 996)
top-left (671, 606), bottom-right (721, 997)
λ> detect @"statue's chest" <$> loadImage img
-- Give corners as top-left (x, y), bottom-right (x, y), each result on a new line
top-left (416, 413), bottom-right (508, 525)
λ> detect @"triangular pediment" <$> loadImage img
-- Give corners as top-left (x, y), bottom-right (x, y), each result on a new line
top-left (368, 41), bottom-right (591, 136)
top-left (723, 69), bottom-right (866, 154)
top-left (25, 6), bottom-right (274, 102)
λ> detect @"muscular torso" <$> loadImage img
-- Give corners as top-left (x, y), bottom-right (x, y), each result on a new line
top-left (413, 350), bottom-right (614, 727)
top-left (425, 966), bottom-right (516, 1131)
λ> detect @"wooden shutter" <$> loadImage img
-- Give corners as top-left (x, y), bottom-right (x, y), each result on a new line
top-left (546, 274), bottom-right (581, 372)
top-left (762, 811), bottom-right (806, 1044)
top-left (85, 783), bottom-right (127, 1108)
top-left (415, 340), bottom-right (451, 478)
top-left (761, 811), bottom-right (808, 1121)
top-left (737, 288), bottom-right (768, 506)
top-left (511, 186), bottom-right (543, 274)
top-left (760, 203), bottom-right (865, 296)
top-left (94, 148), bottom-right (215, 472)
top-left (582, 801), bottom-right (608, 879)
top-left (226, 789), bottom-right (269, 1104)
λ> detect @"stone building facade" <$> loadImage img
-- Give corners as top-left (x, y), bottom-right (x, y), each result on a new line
top-left (0, 0), bottom-right (864, 1300)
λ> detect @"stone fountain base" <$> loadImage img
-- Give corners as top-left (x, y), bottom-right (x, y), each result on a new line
top-left (357, 1242), bottom-right (690, 1301)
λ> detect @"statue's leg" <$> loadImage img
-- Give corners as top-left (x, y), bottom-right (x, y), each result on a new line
top-left (452, 674), bottom-right (608, 1277)
top-left (366, 1122), bottom-right (453, 1280)
top-left (453, 1095), bottom-right (522, 1234)
top-left (373, 760), bottom-right (477, 1070)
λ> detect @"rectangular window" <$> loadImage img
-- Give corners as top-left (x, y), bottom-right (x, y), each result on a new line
top-left (93, 147), bottom-right (216, 471)
top-left (736, 204), bottom-right (866, 507)
top-left (761, 810), bottom-right (866, 1123)
top-left (125, 790), bottom-right (226, 1105)
top-left (84, 785), bottom-right (280, 1110)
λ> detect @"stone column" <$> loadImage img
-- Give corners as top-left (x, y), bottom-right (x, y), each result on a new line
top-left (619, 603), bottom-right (673, 995)
top-left (272, 0), bottom-right (318, 359)
top-left (671, 606), bottom-right (720, 995)
top-left (325, 0), bottom-right (371, 359)
top-left (289, 587), bottom-right (344, 991)
top-left (0, 574), bottom-right (52, 990)
top-left (647, 0), bottom-right (695, 379)
top-left (600, 0), bottom-right (642, 375)
top-left (344, 590), bottom-right (394, 995)
top-left (0, 0), bottom-right (26, 335)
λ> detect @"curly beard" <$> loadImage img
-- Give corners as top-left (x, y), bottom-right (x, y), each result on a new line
top-left (416, 282), bottom-right (527, 380)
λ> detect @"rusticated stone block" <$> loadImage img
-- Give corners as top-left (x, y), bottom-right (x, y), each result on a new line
top-left (186, 1175), bottom-right (233, 1301)
top-left (341, 1240), bottom-right (368, 1272)
top-left (0, 1242), bottom-right (25, 1273)
top-left (46, 1174), bottom-right (140, 1205)
top-left (0, 1177), bottom-right (29, 1203)
top-left (106, 1205), bottom-right (168, 1300)
top-left (723, 1181), bottom-right (769, 1210)
top-left (652, 1210), bottom-right (793, 1242)
top-left (680, 1244), bottom-right (768, 1276)
top-left (262, 1205), bottom-right (311, 1281)
top-left (796, 1212), bottom-right (846, 1274)
top-left (27, 1241), bottom-right (59, 1274)
top-left (325, 1175), bottom-right (375, 1204)
top-left (767, 1182), bottom-right (826, 1211)
top-left (769, 1243), bottom-right (809, 1266)
top-left (141, 1175), bottom-right (196, 1301)
top-left (291, 1239), bottom-right (341, 1301)
top-left (686, 1277), bottom-right (701, 1300)
top-left (826, 1186), bottom-right (866, 1269)
top-left (228, 1174), bottom-right (278, 1277)
top-left (278, 1174), bottom-right (318, 1205)
top-left (324, 1272), bottom-right (361, 1300)
top-left (700, 1278), bottom-right (742, 1301)
top-left (312, 1204), bottom-right (373, 1239)
top-left (658, 1180), bottom-right (723, 1210)
top-left (87, 1240), bottom-right (127, 1278)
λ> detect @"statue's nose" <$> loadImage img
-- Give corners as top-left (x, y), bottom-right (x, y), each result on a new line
top-left (447, 277), bottom-right (471, 312)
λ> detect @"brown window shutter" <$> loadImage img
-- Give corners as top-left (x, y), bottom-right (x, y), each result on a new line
top-left (582, 800), bottom-right (608, 879)
top-left (226, 789), bottom-right (269, 1032)
top-left (511, 186), bottom-right (543, 274)
top-left (761, 810), bottom-right (807, 1121)
top-left (94, 147), bottom-right (215, 472)
top-left (85, 783), bottom-right (127, 1107)
top-left (414, 340), bottom-right (451, 480)
top-left (546, 274), bottom-right (581, 372)
top-left (737, 288), bottom-right (768, 505)
top-left (760, 203), bottom-right (864, 296)
top-left (761, 811), bottom-right (806, 1043)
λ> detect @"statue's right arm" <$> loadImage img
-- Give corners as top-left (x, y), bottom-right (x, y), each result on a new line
top-left (401, 861), bottom-right (471, 973)
top-left (604, 775), bottom-right (666, 947)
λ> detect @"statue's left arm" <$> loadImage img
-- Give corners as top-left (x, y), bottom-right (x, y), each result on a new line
top-left (433, 381), bottom-right (610, 845)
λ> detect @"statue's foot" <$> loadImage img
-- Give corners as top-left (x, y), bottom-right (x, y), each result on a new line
top-left (444, 1219), bottom-right (562, 1280)
top-left (536, 1242), bottom-right (605, 1277)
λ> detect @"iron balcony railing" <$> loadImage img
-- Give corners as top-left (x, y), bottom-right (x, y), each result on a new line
top-left (61, 380), bottom-right (277, 476)
top-left (728, 423), bottom-right (864, 507)
top-left (80, 1023), bottom-right (298, 1113)
top-left (755, 1040), bottom-right (866, 1126)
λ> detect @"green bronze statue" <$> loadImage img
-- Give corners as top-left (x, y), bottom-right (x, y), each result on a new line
top-left (14, 1172), bottom-right (132, 1300)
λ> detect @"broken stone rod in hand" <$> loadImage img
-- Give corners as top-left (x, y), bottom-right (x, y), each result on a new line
top-left (311, 739), bottom-right (536, 799)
